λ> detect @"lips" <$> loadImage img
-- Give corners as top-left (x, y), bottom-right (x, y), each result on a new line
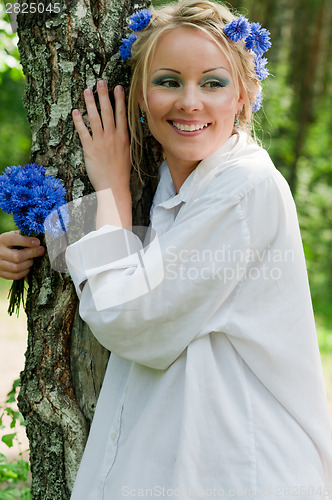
top-left (171, 121), bottom-right (209, 131)
top-left (168, 120), bottom-right (211, 133)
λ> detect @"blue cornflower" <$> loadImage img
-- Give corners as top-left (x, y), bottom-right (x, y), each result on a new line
top-left (120, 33), bottom-right (137, 60)
top-left (4, 165), bottom-right (21, 178)
top-left (129, 9), bottom-right (152, 32)
top-left (0, 163), bottom-right (67, 315)
top-left (245, 22), bottom-right (272, 57)
top-left (26, 206), bottom-right (50, 235)
top-left (22, 163), bottom-right (46, 176)
top-left (44, 177), bottom-right (66, 202)
top-left (44, 210), bottom-right (63, 238)
top-left (13, 206), bottom-right (30, 234)
top-left (33, 182), bottom-right (63, 210)
top-left (0, 163), bottom-right (67, 235)
top-left (11, 185), bottom-right (35, 209)
top-left (252, 92), bottom-right (263, 112)
top-left (58, 204), bottom-right (70, 232)
top-left (255, 55), bottom-right (269, 81)
top-left (0, 181), bottom-right (13, 212)
top-left (17, 164), bottom-right (45, 188)
top-left (224, 16), bottom-right (250, 42)
top-left (44, 205), bottom-right (69, 238)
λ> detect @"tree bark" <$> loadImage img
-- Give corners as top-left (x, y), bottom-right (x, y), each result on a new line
top-left (16, 0), bottom-right (159, 498)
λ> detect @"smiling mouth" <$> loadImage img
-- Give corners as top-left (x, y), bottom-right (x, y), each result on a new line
top-left (168, 121), bottom-right (210, 132)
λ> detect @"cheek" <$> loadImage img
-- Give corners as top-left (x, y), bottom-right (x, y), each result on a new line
top-left (146, 90), bottom-right (172, 119)
top-left (145, 93), bottom-right (169, 145)
top-left (210, 92), bottom-right (238, 116)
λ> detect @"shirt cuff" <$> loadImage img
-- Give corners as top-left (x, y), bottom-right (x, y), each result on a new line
top-left (65, 224), bottom-right (143, 297)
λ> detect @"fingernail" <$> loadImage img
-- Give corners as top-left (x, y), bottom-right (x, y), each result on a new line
top-left (31, 239), bottom-right (39, 246)
top-left (73, 109), bottom-right (80, 116)
top-left (85, 89), bottom-right (93, 96)
top-left (98, 80), bottom-right (107, 88)
top-left (115, 85), bottom-right (124, 94)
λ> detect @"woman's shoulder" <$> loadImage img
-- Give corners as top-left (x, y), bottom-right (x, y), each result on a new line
top-left (190, 133), bottom-right (291, 205)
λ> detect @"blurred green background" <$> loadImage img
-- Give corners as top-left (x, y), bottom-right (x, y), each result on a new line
top-left (0, 0), bottom-right (331, 352)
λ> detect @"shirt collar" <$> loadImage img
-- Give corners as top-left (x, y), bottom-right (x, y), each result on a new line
top-left (153, 132), bottom-right (245, 210)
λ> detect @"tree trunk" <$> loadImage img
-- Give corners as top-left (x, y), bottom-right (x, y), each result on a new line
top-left (287, 0), bottom-right (325, 195)
top-left (16, 0), bottom-right (159, 498)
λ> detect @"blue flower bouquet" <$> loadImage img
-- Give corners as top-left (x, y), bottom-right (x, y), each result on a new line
top-left (0, 163), bottom-right (66, 316)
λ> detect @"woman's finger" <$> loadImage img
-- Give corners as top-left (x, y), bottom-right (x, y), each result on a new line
top-left (0, 232), bottom-right (43, 267)
top-left (0, 245), bottom-right (45, 265)
top-left (84, 89), bottom-right (103, 137)
top-left (0, 231), bottom-right (41, 250)
top-left (15, 246), bottom-right (45, 262)
top-left (114, 85), bottom-right (130, 139)
top-left (0, 265), bottom-right (31, 281)
top-left (0, 256), bottom-right (34, 280)
top-left (0, 241), bottom-right (45, 280)
top-left (97, 80), bottom-right (115, 133)
top-left (0, 258), bottom-right (33, 273)
top-left (12, 234), bottom-right (41, 249)
top-left (72, 109), bottom-right (93, 147)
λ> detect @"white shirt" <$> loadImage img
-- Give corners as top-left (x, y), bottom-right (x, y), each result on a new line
top-left (66, 132), bottom-right (332, 499)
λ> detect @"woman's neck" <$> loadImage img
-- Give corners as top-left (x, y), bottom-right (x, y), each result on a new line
top-left (166, 158), bottom-right (200, 194)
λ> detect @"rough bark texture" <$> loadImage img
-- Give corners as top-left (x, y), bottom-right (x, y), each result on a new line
top-left (16, 0), bottom-right (159, 498)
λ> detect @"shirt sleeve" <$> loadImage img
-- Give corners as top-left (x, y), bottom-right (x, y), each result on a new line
top-left (219, 171), bottom-right (332, 485)
top-left (223, 169), bottom-right (327, 408)
top-left (66, 182), bottom-right (256, 370)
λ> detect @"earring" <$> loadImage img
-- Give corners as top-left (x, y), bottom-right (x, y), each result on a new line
top-left (234, 111), bottom-right (241, 126)
top-left (140, 109), bottom-right (145, 123)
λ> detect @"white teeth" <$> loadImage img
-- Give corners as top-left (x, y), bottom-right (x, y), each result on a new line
top-left (172, 122), bottom-right (208, 131)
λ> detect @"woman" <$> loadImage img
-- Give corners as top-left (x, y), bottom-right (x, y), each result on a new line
top-left (66, 0), bottom-right (332, 498)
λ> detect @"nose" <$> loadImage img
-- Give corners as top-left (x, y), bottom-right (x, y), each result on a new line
top-left (175, 83), bottom-right (203, 112)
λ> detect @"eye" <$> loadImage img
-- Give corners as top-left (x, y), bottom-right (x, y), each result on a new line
top-left (152, 78), bottom-right (181, 88)
top-left (160, 79), bottom-right (181, 88)
top-left (201, 80), bottom-right (227, 89)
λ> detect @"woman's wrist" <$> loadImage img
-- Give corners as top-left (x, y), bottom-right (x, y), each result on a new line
top-left (92, 173), bottom-right (130, 194)
top-left (96, 186), bottom-right (132, 230)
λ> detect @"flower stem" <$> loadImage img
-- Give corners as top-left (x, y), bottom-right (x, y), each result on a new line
top-left (7, 277), bottom-right (26, 317)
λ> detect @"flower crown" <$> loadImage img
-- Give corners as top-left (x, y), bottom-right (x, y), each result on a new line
top-left (120, 9), bottom-right (271, 112)
top-left (120, 9), bottom-right (152, 60)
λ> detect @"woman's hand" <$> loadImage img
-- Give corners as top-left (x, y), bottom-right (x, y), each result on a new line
top-left (72, 81), bottom-right (131, 193)
top-left (0, 231), bottom-right (45, 280)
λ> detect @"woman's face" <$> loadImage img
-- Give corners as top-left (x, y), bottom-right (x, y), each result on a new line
top-left (140, 27), bottom-right (243, 174)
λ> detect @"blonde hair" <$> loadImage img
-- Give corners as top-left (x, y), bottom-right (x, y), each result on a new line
top-left (126, 0), bottom-right (261, 176)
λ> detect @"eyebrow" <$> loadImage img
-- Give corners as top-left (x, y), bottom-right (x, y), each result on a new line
top-left (202, 66), bottom-right (230, 74)
top-left (152, 66), bottom-right (230, 75)
top-left (152, 68), bottom-right (181, 74)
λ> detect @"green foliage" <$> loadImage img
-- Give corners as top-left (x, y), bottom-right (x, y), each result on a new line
top-left (256, 55), bottom-right (332, 352)
top-left (0, 65), bottom-right (31, 233)
top-left (0, 70), bottom-right (31, 170)
top-left (0, 381), bottom-right (31, 499)
top-left (295, 104), bottom-right (332, 352)
top-left (0, 2), bottom-right (31, 234)
top-left (0, 456), bottom-right (31, 499)
top-left (258, 61), bottom-right (296, 179)
top-left (0, 3), bottom-right (21, 76)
